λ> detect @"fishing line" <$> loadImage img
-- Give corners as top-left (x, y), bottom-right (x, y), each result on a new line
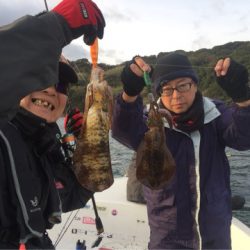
top-left (54, 209), bottom-right (80, 247)
top-left (53, 210), bottom-right (74, 247)
top-left (148, 63), bottom-right (215, 69)
top-left (53, 195), bottom-right (105, 248)
top-left (144, 63), bottom-right (214, 69)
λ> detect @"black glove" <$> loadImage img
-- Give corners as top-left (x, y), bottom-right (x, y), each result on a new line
top-left (64, 107), bottom-right (83, 137)
top-left (52, 0), bottom-right (105, 45)
top-left (121, 57), bottom-right (147, 97)
top-left (216, 59), bottom-right (250, 102)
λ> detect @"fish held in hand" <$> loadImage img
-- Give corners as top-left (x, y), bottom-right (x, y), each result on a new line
top-left (72, 67), bottom-right (114, 192)
top-left (136, 94), bottom-right (175, 190)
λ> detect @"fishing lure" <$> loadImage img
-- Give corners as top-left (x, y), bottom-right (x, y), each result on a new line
top-left (90, 38), bottom-right (98, 68)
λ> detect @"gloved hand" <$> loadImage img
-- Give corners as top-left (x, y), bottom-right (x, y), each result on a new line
top-left (216, 59), bottom-right (250, 102)
top-left (121, 56), bottom-right (152, 97)
top-left (64, 108), bottom-right (83, 137)
top-left (52, 0), bottom-right (105, 45)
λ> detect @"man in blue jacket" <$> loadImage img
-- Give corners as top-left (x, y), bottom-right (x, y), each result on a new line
top-left (112, 53), bottom-right (250, 249)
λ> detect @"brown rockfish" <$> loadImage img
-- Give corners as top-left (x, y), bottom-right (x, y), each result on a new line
top-left (72, 66), bottom-right (114, 192)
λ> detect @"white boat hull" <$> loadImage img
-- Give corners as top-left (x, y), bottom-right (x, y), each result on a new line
top-left (48, 177), bottom-right (250, 249)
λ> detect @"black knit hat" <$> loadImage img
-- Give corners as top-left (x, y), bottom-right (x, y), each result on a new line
top-left (56, 61), bottom-right (78, 95)
top-left (152, 53), bottom-right (199, 95)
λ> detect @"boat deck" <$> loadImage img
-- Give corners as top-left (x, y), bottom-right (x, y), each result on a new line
top-left (49, 177), bottom-right (250, 249)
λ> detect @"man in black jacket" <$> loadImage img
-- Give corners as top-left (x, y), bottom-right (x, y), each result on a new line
top-left (0, 0), bottom-right (105, 248)
top-left (0, 57), bottom-right (91, 249)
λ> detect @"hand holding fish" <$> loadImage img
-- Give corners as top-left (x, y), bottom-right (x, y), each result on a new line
top-left (130, 57), bottom-right (152, 77)
top-left (215, 58), bottom-right (250, 106)
top-left (121, 56), bottom-right (152, 102)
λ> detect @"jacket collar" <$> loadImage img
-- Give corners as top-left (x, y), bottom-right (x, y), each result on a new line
top-left (203, 97), bottom-right (221, 124)
top-left (157, 97), bottom-right (221, 129)
top-left (11, 107), bottom-right (48, 137)
top-left (10, 108), bottom-right (60, 155)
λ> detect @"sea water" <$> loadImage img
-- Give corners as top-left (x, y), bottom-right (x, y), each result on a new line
top-left (227, 148), bottom-right (250, 227)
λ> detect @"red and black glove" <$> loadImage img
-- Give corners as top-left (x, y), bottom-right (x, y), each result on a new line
top-left (52, 0), bottom-right (105, 45)
top-left (64, 108), bottom-right (83, 137)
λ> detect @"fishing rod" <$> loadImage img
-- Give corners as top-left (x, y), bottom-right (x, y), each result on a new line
top-left (91, 195), bottom-right (104, 248)
top-left (42, 0), bottom-right (85, 113)
top-left (44, 0), bottom-right (49, 11)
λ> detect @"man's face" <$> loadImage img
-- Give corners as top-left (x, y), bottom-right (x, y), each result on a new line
top-left (20, 86), bottom-right (68, 123)
top-left (160, 77), bottom-right (197, 114)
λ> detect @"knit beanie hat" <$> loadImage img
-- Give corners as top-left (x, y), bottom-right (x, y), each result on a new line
top-left (152, 53), bottom-right (199, 95)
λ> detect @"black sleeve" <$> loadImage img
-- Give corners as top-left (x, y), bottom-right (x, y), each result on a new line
top-left (0, 138), bottom-right (7, 199)
top-left (0, 12), bottom-right (72, 126)
top-left (53, 162), bottom-right (93, 213)
top-left (0, 132), bottom-right (17, 227)
top-left (47, 123), bottom-right (93, 212)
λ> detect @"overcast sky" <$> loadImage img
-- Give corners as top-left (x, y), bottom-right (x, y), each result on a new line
top-left (1, 0), bottom-right (250, 65)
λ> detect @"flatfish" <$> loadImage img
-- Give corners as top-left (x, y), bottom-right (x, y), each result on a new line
top-left (136, 93), bottom-right (175, 189)
top-left (72, 66), bottom-right (114, 192)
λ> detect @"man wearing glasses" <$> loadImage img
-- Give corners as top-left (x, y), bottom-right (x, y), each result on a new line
top-left (112, 53), bottom-right (250, 249)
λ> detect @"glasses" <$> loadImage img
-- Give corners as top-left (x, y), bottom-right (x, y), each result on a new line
top-left (161, 82), bottom-right (193, 96)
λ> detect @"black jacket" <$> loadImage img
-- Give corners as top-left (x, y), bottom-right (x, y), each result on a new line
top-left (0, 108), bottom-right (92, 247)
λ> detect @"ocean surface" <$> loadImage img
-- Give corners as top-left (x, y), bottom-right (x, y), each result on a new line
top-left (57, 118), bottom-right (250, 227)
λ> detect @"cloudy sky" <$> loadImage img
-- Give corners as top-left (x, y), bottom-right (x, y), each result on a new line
top-left (1, 0), bottom-right (250, 65)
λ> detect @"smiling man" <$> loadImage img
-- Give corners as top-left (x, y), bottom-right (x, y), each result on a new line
top-left (0, 0), bottom-right (105, 248)
top-left (19, 57), bottom-right (77, 123)
top-left (0, 57), bottom-right (93, 249)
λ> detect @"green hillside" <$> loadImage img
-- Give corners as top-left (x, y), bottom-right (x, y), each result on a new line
top-left (68, 41), bottom-right (250, 111)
